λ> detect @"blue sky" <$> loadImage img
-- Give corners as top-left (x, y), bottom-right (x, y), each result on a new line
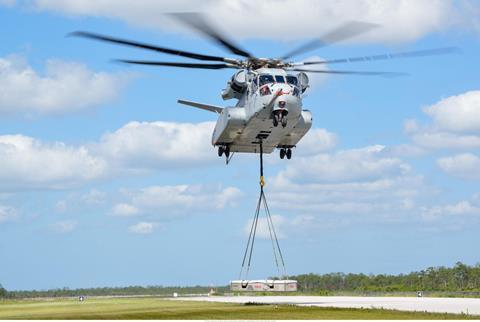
top-left (1, 0), bottom-right (480, 290)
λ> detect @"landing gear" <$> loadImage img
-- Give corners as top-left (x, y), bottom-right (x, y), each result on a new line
top-left (279, 148), bottom-right (292, 160)
top-left (218, 145), bottom-right (230, 158)
top-left (286, 148), bottom-right (292, 160)
top-left (273, 114), bottom-right (279, 127)
top-left (272, 110), bottom-right (288, 128)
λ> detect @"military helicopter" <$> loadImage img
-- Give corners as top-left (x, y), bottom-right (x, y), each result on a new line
top-left (71, 13), bottom-right (456, 162)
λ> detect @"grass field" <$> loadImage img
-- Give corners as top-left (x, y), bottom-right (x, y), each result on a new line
top-left (0, 297), bottom-right (477, 320)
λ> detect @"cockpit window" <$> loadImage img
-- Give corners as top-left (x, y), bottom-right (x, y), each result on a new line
top-left (275, 75), bottom-right (285, 83)
top-left (259, 75), bottom-right (274, 87)
top-left (286, 76), bottom-right (298, 86)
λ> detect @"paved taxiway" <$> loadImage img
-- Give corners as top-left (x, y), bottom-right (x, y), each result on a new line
top-left (178, 295), bottom-right (480, 315)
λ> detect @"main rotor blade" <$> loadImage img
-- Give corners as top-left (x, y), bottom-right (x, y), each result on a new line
top-left (281, 21), bottom-right (379, 60)
top-left (296, 46), bottom-right (460, 66)
top-left (115, 60), bottom-right (237, 70)
top-left (290, 68), bottom-right (407, 77)
top-left (169, 12), bottom-right (253, 59)
top-left (70, 31), bottom-right (231, 63)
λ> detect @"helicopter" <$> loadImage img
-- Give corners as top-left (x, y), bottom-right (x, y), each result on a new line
top-left (71, 13), bottom-right (457, 162)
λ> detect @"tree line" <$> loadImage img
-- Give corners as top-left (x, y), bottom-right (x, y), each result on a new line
top-left (291, 262), bottom-right (480, 293)
top-left (1, 262), bottom-right (480, 298)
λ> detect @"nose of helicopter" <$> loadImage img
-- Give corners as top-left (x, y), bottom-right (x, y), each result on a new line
top-left (272, 84), bottom-right (301, 118)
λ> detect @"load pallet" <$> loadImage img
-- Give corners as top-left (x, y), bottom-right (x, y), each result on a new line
top-left (230, 279), bottom-right (297, 292)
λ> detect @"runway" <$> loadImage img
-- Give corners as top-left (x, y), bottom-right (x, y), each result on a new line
top-left (178, 295), bottom-right (480, 315)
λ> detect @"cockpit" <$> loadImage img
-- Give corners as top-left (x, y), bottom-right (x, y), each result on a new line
top-left (254, 74), bottom-right (300, 97)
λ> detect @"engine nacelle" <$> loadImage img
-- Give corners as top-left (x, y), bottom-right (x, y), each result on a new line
top-left (297, 72), bottom-right (309, 93)
top-left (221, 70), bottom-right (247, 100)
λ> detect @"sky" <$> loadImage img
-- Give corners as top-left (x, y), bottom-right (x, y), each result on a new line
top-left (0, 0), bottom-right (480, 291)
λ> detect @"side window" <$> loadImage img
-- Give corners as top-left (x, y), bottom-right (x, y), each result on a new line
top-left (275, 75), bottom-right (285, 83)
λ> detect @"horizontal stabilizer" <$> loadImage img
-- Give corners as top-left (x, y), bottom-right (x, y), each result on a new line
top-left (178, 99), bottom-right (223, 114)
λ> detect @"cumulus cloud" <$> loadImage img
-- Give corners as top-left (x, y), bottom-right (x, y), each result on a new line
top-left (423, 90), bottom-right (480, 133)
top-left (0, 55), bottom-right (130, 116)
top-left (119, 184), bottom-right (242, 218)
top-left (437, 153), bottom-right (480, 180)
top-left (276, 145), bottom-right (409, 184)
top-left (27, 0), bottom-right (463, 44)
top-left (94, 121), bottom-right (216, 171)
top-left (267, 145), bottom-right (433, 225)
top-left (405, 91), bottom-right (480, 151)
top-left (0, 120), bottom-right (221, 191)
top-left (420, 201), bottom-right (480, 222)
top-left (0, 135), bottom-right (106, 190)
top-left (49, 220), bottom-right (77, 233)
top-left (295, 127), bottom-right (337, 155)
top-left (0, 205), bottom-right (17, 224)
top-left (128, 221), bottom-right (157, 234)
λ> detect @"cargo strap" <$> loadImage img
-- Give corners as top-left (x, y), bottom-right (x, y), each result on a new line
top-left (239, 142), bottom-right (287, 280)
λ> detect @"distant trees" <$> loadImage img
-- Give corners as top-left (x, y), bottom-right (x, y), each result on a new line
top-left (5, 285), bottom-right (228, 299)
top-left (0, 283), bottom-right (7, 298)
top-left (3, 262), bottom-right (480, 299)
top-left (291, 262), bottom-right (480, 293)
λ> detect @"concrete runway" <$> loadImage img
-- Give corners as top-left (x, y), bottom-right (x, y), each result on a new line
top-left (178, 295), bottom-right (480, 315)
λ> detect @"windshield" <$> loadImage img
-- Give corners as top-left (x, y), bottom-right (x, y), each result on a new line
top-left (275, 75), bottom-right (285, 83)
top-left (259, 74), bottom-right (274, 87)
top-left (286, 76), bottom-right (298, 86)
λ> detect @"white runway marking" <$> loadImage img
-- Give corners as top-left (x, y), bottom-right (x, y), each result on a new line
top-left (177, 295), bottom-right (480, 315)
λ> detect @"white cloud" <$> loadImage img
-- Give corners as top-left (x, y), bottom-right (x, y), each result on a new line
top-left (437, 153), bottom-right (480, 180)
top-left (128, 221), bottom-right (157, 234)
top-left (0, 55), bottom-right (130, 116)
top-left (0, 120), bottom-right (231, 192)
top-left (0, 134), bottom-right (106, 190)
top-left (267, 145), bottom-right (435, 225)
top-left (295, 127), bottom-right (337, 155)
top-left (121, 184), bottom-right (242, 218)
top-left (276, 145), bottom-right (409, 184)
top-left (95, 121), bottom-right (216, 171)
top-left (423, 90), bottom-right (480, 133)
top-left (111, 203), bottom-right (140, 217)
top-left (409, 131), bottom-right (480, 150)
top-left (420, 201), bottom-right (480, 222)
top-left (28, 0), bottom-right (463, 43)
top-left (244, 215), bottom-right (286, 240)
top-left (49, 220), bottom-right (77, 233)
top-left (405, 91), bottom-right (480, 150)
top-left (0, 205), bottom-right (17, 224)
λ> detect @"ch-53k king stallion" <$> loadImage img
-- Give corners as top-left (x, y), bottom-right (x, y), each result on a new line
top-left (72, 13), bottom-right (456, 163)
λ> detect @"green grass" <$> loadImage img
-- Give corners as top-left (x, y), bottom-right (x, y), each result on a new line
top-left (0, 297), bottom-right (476, 320)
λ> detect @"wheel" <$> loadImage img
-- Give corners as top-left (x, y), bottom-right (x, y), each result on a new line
top-left (273, 115), bottom-right (279, 127)
top-left (286, 148), bottom-right (292, 160)
top-left (280, 149), bottom-right (286, 159)
top-left (218, 146), bottom-right (224, 157)
top-left (225, 145), bottom-right (230, 158)
top-left (281, 117), bottom-right (287, 128)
